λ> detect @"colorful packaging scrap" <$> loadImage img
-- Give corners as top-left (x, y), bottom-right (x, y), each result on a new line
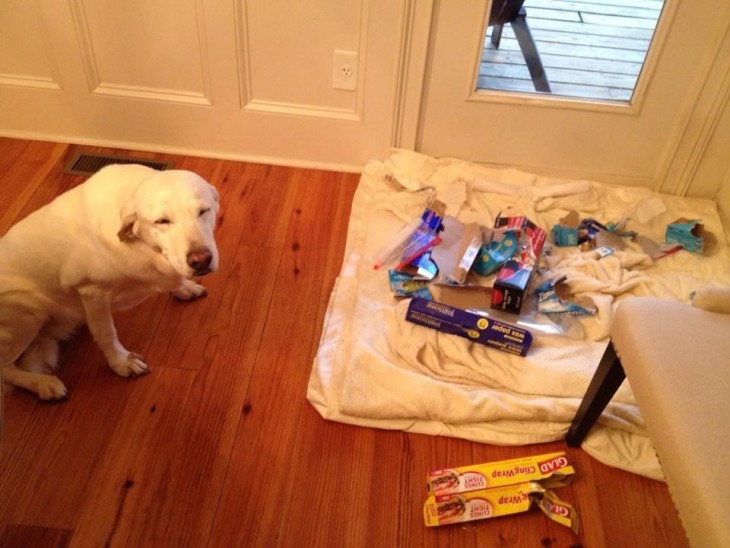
top-left (535, 275), bottom-right (597, 315)
top-left (473, 228), bottom-right (520, 276)
top-left (552, 211), bottom-right (632, 251)
top-left (491, 216), bottom-right (546, 314)
top-left (371, 201), bottom-right (445, 270)
top-left (388, 270), bottom-right (433, 299)
top-left (665, 218), bottom-right (716, 254)
top-left (551, 211), bottom-right (581, 247)
top-left (395, 202), bottom-right (445, 270)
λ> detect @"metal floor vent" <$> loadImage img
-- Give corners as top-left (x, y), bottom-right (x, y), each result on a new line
top-left (63, 152), bottom-right (174, 176)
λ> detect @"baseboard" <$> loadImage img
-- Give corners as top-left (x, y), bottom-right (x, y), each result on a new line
top-left (0, 129), bottom-right (366, 175)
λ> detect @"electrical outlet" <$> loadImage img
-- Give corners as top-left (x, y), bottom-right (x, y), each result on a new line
top-left (332, 50), bottom-right (358, 91)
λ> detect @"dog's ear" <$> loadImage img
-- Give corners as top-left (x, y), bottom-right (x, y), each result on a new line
top-left (208, 183), bottom-right (220, 212)
top-left (117, 205), bottom-right (139, 242)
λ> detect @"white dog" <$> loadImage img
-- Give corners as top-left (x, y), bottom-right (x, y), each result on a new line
top-left (0, 164), bottom-right (220, 400)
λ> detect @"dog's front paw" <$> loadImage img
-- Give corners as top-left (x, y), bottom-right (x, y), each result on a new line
top-left (172, 279), bottom-right (208, 301)
top-left (109, 352), bottom-right (150, 378)
top-left (36, 376), bottom-right (69, 401)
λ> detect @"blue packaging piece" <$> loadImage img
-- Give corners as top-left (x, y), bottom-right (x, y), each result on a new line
top-left (551, 225), bottom-right (579, 247)
top-left (410, 252), bottom-right (439, 279)
top-left (473, 230), bottom-right (520, 276)
top-left (406, 297), bottom-right (532, 357)
top-left (535, 276), bottom-right (597, 316)
top-left (388, 270), bottom-right (431, 297)
top-left (396, 204), bottom-right (445, 269)
top-left (665, 218), bottom-right (706, 254)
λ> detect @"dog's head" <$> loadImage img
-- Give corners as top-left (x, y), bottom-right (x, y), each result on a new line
top-left (117, 170), bottom-right (220, 278)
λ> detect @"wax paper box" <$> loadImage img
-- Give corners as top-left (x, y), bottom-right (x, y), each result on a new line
top-left (406, 297), bottom-right (532, 356)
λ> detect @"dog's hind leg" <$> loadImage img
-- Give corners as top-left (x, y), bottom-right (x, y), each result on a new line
top-left (17, 336), bottom-right (59, 374)
top-left (0, 307), bottom-right (68, 401)
top-left (2, 363), bottom-right (68, 401)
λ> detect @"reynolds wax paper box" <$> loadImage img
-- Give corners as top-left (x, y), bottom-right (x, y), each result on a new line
top-left (406, 297), bottom-right (532, 356)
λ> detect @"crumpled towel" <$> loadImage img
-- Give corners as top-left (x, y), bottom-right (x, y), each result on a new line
top-left (308, 149), bottom-right (730, 480)
top-left (691, 286), bottom-right (730, 314)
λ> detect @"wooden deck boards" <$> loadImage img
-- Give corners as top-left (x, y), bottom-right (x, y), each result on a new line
top-left (479, 0), bottom-right (664, 100)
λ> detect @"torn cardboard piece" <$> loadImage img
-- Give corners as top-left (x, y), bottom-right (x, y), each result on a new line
top-left (429, 216), bottom-right (482, 285)
top-left (430, 284), bottom-right (492, 311)
top-left (594, 228), bottom-right (626, 251)
top-left (665, 218), bottom-right (717, 254)
top-left (551, 210), bottom-right (581, 247)
top-left (552, 213), bottom-right (628, 252)
top-left (636, 235), bottom-right (682, 260)
top-left (536, 275), bottom-right (597, 315)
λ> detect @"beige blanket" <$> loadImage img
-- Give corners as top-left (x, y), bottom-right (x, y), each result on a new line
top-left (308, 150), bottom-right (730, 480)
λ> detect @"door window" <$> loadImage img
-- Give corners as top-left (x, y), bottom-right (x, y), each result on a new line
top-left (479, 0), bottom-right (665, 101)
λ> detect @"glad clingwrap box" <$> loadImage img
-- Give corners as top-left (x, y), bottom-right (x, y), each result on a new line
top-left (423, 481), bottom-right (579, 533)
top-left (427, 452), bottom-right (574, 496)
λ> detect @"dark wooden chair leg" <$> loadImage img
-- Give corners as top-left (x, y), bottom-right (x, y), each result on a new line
top-left (491, 23), bottom-right (504, 48)
top-left (510, 9), bottom-right (551, 92)
top-left (566, 341), bottom-right (626, 447)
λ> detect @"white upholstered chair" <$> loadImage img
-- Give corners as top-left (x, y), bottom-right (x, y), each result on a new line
top-left (567, 295), bottom-right (730, 547)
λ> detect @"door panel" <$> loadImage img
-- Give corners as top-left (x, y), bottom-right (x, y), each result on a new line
top-left (417, 0), bottom-right (730, 189)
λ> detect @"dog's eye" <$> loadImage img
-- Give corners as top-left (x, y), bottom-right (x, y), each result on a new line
top-left (199, 208), bottom-right (210, 217)
top-left (155, 218), bottom-right (171, 225)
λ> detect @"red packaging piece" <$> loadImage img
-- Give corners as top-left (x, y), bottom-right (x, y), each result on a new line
top-left (490, 216), bottom-right (546, 314)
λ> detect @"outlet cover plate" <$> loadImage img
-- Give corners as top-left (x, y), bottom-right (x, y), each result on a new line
top-left (332, 49), bottom-right (358, 91)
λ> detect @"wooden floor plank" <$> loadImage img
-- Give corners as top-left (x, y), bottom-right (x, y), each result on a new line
top-left (208, 168), bottom-right (352, 546)
top-left (0, 138), bottom-right (689, 548)
top-left (0, 140), bottom-right (69, 233)
top-left (0, 523), bottom-right (73, 548)
top-left (0, 334), bottom-right (143, 529)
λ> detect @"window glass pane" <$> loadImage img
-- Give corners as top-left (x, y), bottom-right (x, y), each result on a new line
top-left (478, 0), bottom-right (664, 101)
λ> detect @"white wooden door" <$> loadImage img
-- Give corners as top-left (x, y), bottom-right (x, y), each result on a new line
top-left (412, 0), bottom-right (730, 193)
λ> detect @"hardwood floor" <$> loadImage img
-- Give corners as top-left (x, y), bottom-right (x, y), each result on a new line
top-left (0, 138), bottom-right (689, 547)
top-left (480, 0), bottom-right (663, 100)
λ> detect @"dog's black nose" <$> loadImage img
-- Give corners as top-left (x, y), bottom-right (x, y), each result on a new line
top-left (187, 247), bottom-right (213, 275)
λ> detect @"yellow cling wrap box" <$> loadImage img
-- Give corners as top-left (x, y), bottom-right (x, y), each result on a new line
top-left (427, 452), bottom-right (574, 496)
top-left (423, 481), bottom-right (579, 533)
